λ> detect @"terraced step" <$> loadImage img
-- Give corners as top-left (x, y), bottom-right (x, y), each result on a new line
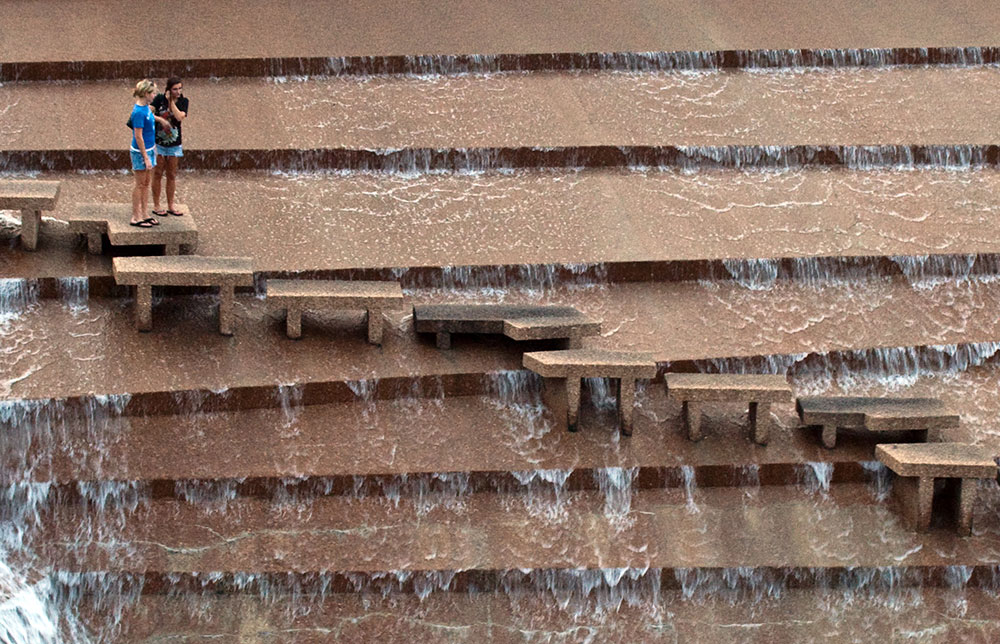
top-left (76, 587), bottom-right (1000, 643)
top-left (4, 169), bottom-right (1000, 279)
top-left (31, 484), bottom-right (1000, 574)
top-left (4, 67), bottom-right (1000, 159)
top-left (7, 270), bottom-right (1000, 403)
top-left (8, 386), bottom-right (887, 484)
top-left (4, 0), bottom-right (1000, 80)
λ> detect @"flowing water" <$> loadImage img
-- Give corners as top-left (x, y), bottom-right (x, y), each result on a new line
top-left (5, 59), bottom-right (1000, 641)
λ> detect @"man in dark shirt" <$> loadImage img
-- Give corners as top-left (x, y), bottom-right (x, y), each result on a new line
top-left (151, 77), bottom-right (190, 216)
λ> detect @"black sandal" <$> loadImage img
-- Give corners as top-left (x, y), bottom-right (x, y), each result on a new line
top-left (129, 219), bottom-right (154, 228)
top-left (143, 217), bottom-right (160, 226)
top-left (166, 209), bottom-right (183, 216)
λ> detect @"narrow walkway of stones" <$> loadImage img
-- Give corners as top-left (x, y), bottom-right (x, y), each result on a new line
top-left (6, 274), bottom-right (1000, 401)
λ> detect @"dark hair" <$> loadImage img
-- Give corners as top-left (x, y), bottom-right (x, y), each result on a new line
top-left (165, 77), bottom-right (182, 93)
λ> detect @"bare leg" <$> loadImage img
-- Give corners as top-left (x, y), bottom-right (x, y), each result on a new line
top-left (218, 285), bottom-right (235, 335)
top-left (165, 156), bottom-right (179, 211)
top-left (618, 378), bottom-right (636, 436)
top-left (135, 285), bottom-right (152, 331)
top-left (286, 307), bottom-right (302, 339)
top-left (20, 209), bottom-right (40, 250)
top-left (132, 169), bottom-right (151, 222)
top-left (367, 309), bottom-right (384, 345)
top-left (566, 377), bottom-right (582, 432)
top-left (151, 163), bottom-right (165, 212)
top-left (684, 401), bottom-right (704, 441)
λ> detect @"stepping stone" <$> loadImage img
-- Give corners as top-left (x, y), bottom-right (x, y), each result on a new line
top-left (113, 256), bottom-right (254, 335)
top-left (414, 304), bottom-right (600, 349)
top-left (0, 179), bottom-right (60, 251)
top-left (523, 348), bottom-right (656, 435)
top-left (796, 396), bottom-right (959, 448)
top-left (876, 442), bottom-right (998, 535)
top-left (666, 373), bottom-right (792, 445)
top-left (266, 279), bottom-right (405, 343)
top-left (69, 203), bottom-right (198, 255)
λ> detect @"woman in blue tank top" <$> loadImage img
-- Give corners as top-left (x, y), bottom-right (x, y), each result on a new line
top-left (128, 80), bottom-right (170, 227)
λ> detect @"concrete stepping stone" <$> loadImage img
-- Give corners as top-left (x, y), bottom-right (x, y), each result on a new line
top-left (414, 304), bottom-right (600, 349)
top-left (0, 179), bottom-right (60, 251)
top-left (523, 348), bottom-right (656, 435)
top-left (876, 442), bottom-right (998, 535)
top-left (69, 203), bottom-right (198, 255)
top-left (113, 256), bottom-right (254, 335)
top-left (266, 279), bottom-right (404, 343)
top-left (666, 373), bottom-right (792, 445)
top-left (797, 396), bottom-right (959, 448)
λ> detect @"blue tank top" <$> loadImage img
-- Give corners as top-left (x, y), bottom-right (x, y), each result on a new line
top-left (129, 104), bottom-right (155, 151)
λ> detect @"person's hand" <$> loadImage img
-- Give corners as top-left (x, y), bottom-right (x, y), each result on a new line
top-left (144, 157), bottom-right (152, 170)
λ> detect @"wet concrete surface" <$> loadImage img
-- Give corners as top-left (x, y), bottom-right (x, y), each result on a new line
top-left (32, 484), bottom-right (1000, 573)
top-left (4, 169), bottom-right (1000, 276)
top-left (5, 0), bottom-right (1000, 64)
top-left (4, 67), bottom-right (1000, 151)
top-left (97, 587), bottom-right (1000, 643)
top-left (8, 268), bottom-right (1000, 402)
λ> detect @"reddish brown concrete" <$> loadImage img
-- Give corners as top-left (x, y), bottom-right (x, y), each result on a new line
top-left (4, 0), bottom-right (1000, 64)
top-left (98, 589), bottom-right (1000, 644)
top-left (8, 272), bottom-right (1000, 402)
top-left (5, 68), bottom-right (1000, 151)
top-left (4, 170), bottom-right (1000, 276)
top-left (8, 383), bottom-right (843, 484)
top-left (33, 484), bottom-right (1000, 574)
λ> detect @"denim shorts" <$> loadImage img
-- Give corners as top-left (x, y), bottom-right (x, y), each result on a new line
top-left (130, 147), bottom-right (157, 171)
top-left (156, 144), bottom-right (183, 157)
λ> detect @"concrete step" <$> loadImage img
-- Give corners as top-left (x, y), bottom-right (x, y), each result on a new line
top-left (30, 484), bottom-right (1000, 574)
top-left (73, 586), bottom-right (1000, 643)
top-left (7, 271), bottom-right (1000, 404)
top-left (5, 67), bottom-right (1000, 156)
top-left (7, 386), bottom-right (887, 484)
top-left (3, 0), bottom-right (999, 79)
top-left (5, 169), bottom-right (1000, 276)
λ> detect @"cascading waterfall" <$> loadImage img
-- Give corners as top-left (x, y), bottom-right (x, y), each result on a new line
top-left (509, 468), bottom-right (573, 520)
top-left (798, 462), bottom-right (834, 496)
top-left (56, 278), bottom-right (88, 313)
top-left (594, 467), bottom-right (638, 528)
top-left (397, 262), bottom-right (608, 300)
top-left (0, 279), bottom-right (39, 324)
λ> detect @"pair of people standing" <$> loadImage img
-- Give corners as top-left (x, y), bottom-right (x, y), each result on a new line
top-left (128, 78), bottom-right (190, 227)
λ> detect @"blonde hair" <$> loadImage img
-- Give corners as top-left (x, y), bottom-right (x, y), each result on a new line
top-left (132, 79), bottom-right (155, 98)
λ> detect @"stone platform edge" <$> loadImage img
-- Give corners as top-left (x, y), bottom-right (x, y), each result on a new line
top-left (49, 565), bottom-right (1000, 595)
top-left (10, 254), bottom-right (1000, 293)
top-left (1, 45), bottom-right (997, 81)
top-left (5, 337), bottom-right (1000, 416)
top-left (5, 144), bottom-right (1000, 173)
top-left (13, 461), bottom-right (892, 491)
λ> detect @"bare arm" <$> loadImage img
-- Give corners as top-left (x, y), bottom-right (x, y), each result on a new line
top-left (168, 97), bottom-right (186, 121)
top-left (133, 127), bottom-right (151, 168)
